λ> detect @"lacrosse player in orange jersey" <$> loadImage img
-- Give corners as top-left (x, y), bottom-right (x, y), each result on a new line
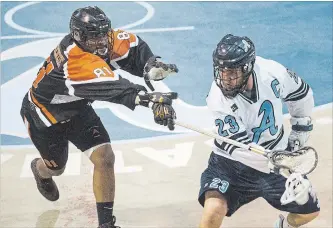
top-left (20, 6), bottom-right (178, 228)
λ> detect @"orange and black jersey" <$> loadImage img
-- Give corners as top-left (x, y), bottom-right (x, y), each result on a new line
top-left (24, 34), bottom-right (147, 128)
top-left (106, 29), bottom-right (154, 76)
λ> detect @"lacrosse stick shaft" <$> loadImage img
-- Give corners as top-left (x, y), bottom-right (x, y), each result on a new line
top-left (174, 120), bottom-right (266, 156)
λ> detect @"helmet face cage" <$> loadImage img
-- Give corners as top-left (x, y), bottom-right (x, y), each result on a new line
top-left (213, 34), bottom-right (255, 98)
top-left (84, 30), bottom-right (109, 56)
top-left (70, 6), bottom-right (111, 57)
top-left (214, 62), bottom-right (253, 98)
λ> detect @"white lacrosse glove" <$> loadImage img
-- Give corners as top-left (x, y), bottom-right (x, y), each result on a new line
top-left (280, 173), bottom-right (312, 205)
top-left (143, 55), bottom-right (178, 81)
top-left (288, 116), bottom-right (313, 151)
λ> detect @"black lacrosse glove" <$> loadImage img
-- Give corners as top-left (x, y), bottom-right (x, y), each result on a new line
top-left (152, 103), bottom-right (177, 131)
top-left (136, 92), bottom-right (178, 107)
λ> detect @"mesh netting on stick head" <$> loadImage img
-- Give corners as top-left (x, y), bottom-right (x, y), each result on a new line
top-left (270, 147), bottom-right (318, 175)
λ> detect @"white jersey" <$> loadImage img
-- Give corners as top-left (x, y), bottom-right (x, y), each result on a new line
top-left (206, 56), bottom-right (314, 173)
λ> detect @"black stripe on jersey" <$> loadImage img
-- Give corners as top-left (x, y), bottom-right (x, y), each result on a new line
top-left (284, 80), bottom-right (305, 100)
top-left (227, 146), bottom-right (237, 155)
top-left (253, 71), bottom-right (259, 101)
top-left (284, 80), bottom-right (309, 102)
top-left (219, 141), bottom-right (228, 151)
top-left (228, 140), bottom-right (252, 155)
top-left (224, 135), bottom-right (250, 152)
top-left (268, 127), bottom-right (284, 150)
top-left (260, 127), bottom-right (284, 150)
top-left (284, 80), bottom-right (308, 101)
top-left (229, 131), bottom-right (248, 140)
top-left (214, 140), bottom-right (225, 151)
top-left (213, 131), bottom-right (251, 155)
top-left (239, 93), bottom-right (253, 104)
top-left (239, 71), bottom-right (259, 104)
top-left (285, 84), bottom-right (309, 102)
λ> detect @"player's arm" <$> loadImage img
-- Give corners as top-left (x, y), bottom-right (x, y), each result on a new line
top-left (67, 71), bottom-right (145, 110)
top-left (125, 35), bottom-right (178, 81)
top-left (272, 61), bottom-right (314, 150)
top-left (280, 67), bottom-right (314, 117)
top-left (120, 35), bottom-right (154, 77)
top-left (66, 62), bottom-right (177, 129)
top-left (111, 30), bottom-right (178, 90)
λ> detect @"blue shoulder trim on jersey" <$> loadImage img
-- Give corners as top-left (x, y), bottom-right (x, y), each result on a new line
top-left (284, 80), bottom-right (309, 102)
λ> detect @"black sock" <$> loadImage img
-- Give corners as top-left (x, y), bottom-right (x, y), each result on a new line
top-left (96, 202), bottom-right (114, 225)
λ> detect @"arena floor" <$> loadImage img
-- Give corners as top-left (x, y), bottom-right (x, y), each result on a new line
top-left (1, 104), bottom-right (332, 228)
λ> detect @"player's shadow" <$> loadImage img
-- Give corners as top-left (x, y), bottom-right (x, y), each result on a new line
top-left (35, 210), bottom-right (60, 228)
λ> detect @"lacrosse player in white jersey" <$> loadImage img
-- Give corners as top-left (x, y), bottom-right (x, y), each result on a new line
top-left (198, 34), bottom-right (320, 228)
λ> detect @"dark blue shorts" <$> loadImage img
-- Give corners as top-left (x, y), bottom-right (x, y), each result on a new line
top-left (198, 152), bottom-right (320, 217)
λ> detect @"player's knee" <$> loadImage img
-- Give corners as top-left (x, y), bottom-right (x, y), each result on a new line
top-left (48, 166), bottom-right (66, 176)
top-left (90, 144), bottom-right (115, 169)
top-left (204, 191), bottom-right (228, 216)
top-left (301, 211), bottom-right (320, 221)
top-left (290, 211), bottom-right (320, 225)
top-left (313, 211), bottom-right (320, 218)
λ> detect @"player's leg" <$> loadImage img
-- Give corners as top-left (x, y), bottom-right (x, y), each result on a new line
top-left (90, 144), bottom-right (116, 225)
top-left (275, 212), bottom-right (319, 228)
top-left (20, 101), bottom-right (68, 201)
top-left (67, 107), bottom-right (117, 227)
top-left (199, 190), bottom-right (228, 228)
top-left (198, 153), bottom-right (261, 228)
top-left (261, 173), bottom-right (320, 228)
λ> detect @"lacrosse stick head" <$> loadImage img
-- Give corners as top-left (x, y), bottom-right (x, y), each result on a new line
top-left (269, 146), bottom-right (318, 176)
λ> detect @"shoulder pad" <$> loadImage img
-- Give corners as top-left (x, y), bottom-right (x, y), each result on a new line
top-left (65, 44), bottom-right (116, 81)
top-left (109, 29), bottom-right (139, 60)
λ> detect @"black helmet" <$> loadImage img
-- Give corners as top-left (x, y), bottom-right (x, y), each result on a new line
top-left (70, 6), bottom-right (111, 57)
top-left (213, 34), bottom-right (256, 98)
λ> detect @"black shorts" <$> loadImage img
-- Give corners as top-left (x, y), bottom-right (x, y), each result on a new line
top-left (20, 99), bottom-right (110, 170)
top-left (198, 153), bottom-right (320, 216)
